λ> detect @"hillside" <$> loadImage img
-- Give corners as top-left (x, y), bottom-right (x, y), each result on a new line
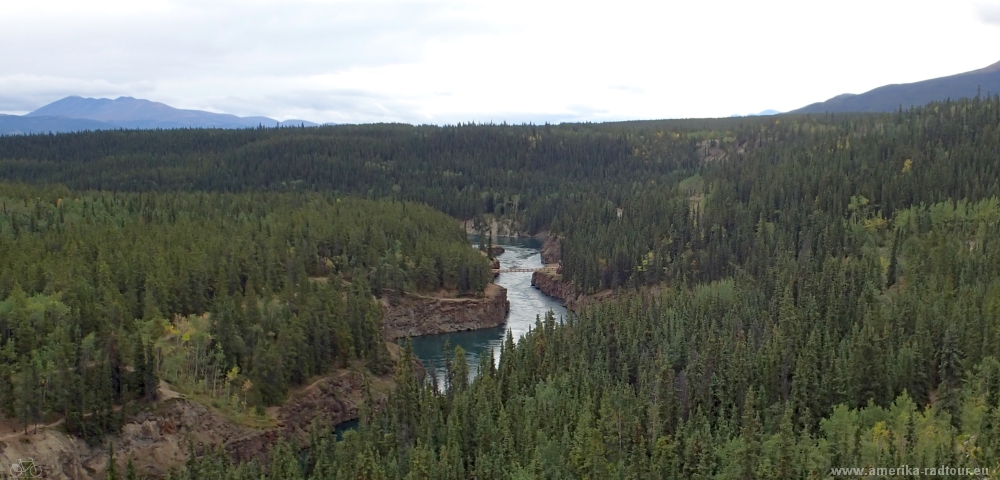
top-left (792, 59), bottom-right (1000, 113)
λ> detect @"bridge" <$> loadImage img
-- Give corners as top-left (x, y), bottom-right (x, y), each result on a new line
top-left (492, 266), bottom-right (559, 274)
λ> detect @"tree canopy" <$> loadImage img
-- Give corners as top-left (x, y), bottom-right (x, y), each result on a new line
top-left (4, 95), bottom-right (1000, 478)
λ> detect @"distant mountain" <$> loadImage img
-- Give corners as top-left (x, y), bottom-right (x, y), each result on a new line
top-left (1, 96), bottom-right (317, 135)
top-left (791, 60), bottom-right (1000, 114)
top-left (729, 109), bottom-right (780, 118)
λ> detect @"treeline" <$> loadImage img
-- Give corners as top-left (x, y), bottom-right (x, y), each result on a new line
top-left (0, 186), bottom-right (490, 442)
top-left (0, 122), bottom-right (703, 231)
top-left (556, 96), bottom-right (1000, 293)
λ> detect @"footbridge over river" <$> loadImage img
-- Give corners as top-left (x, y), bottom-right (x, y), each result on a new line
top-left (492, 266), bottom-right (559, 274)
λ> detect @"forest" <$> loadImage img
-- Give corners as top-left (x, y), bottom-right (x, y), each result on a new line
top-left (1, 96), bottom-right (1000, 478)
top-left (0, 121), bottom-right (705, 232)
top-left (0, 188), bottom-right (490, 443)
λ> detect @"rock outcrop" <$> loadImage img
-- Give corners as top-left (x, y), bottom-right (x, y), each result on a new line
top-left (381, 283), bottom-right (510, 338)
top-left (532, 270), bottom-right (620, 312)
top-left (0, 427), bottom-right (94, 480)
top-left (531, 271), bottom-right (574, 305)
top-left (274, 374), bottom-right (361, 440)
top-left (0, 399), bottom-right (257, 480)
top-left (123, 399), bottom-right (257, 475)
top-left (1, 358), bottom-right (401, 479)
top-left (226, 369), bottom-right (371, 464)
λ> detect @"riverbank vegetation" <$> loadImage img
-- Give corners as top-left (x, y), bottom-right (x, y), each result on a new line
top-left (3, 95), bottom-right (1000, 477)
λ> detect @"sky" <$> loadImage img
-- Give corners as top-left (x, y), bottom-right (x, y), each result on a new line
top-left (1, 0), bottom-right (998, 124)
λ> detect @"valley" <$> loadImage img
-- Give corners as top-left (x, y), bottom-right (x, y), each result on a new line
top-left (3, 97), bottom-right (1000, 477)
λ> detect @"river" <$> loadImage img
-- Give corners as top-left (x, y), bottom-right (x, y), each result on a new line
top-left (334, 237), bottom-right (565, 435)
top-left (407, 236), bottom-right (568, 385)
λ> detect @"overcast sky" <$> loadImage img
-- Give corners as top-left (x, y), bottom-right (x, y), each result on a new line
top-left (1, 0), bottom-right (998, 124)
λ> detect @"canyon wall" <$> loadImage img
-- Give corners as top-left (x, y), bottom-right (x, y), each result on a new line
top-left (1, 355), bottom-right (402, 479)
top-left (381, 283), bottom-right (510, 338)
top-left (530, 271), bottom-right (573, 305)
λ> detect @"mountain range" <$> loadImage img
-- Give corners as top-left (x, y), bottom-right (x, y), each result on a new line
top-left (791, 60), bottom-right (1000, 114)
top-left (1, 96), bottom-right (317, 135)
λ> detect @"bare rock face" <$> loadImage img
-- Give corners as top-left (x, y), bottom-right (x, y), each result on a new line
top-left (0, 399), bottom-right (257, 480)
top-left (0, 429), bottom-right (93, 480)
top-left (540, 235), bottom-right (561, 265)
top-left (225, 367), bottom-right (393, 465)
top-left (122, 400), bottom-right (255, 476)
top-left (273, 372), bottom-right (362, 439)
top-left (224, 430), bottom-right (281, 465)
top-left (381, 284), bottom-right (510, 338)
top-left (532, 271), bottom-right (630, 313)
top-left (531, 271), bottom-right (574, 306)
top-left (1, 365), bottom-right (396, 479)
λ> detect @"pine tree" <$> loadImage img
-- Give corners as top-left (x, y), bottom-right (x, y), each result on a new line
top-left (736, 389), bottom-right (762, 480)
top-left (105, 443), bottom-right (120, 480)
top-left (125, 459), bottom-right (139, 480)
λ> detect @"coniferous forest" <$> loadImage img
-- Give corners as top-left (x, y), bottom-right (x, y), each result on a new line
top-left (2, 96), bottom-right (1000, 478)
top-left (0, 190), bottom-right (490, 443)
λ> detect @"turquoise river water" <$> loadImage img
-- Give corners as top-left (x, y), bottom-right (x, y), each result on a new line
top-left (407, 236), bottom-right (568, 385)
top-left (336, 237), bottom-right (565, 435)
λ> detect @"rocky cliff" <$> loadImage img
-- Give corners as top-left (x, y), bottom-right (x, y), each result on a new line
top-left (531, 271), bottom-right (573, 304)
top-left (381, 283), bottom-right (510, 338)
top-left (0, 398), bottom-right (257, 480)
top-left (532, 271), bottom-right (620, 312)
top-left (0, 354), bottom-right (403, 479)
top-left (225, 368), bottom-right (379, 464)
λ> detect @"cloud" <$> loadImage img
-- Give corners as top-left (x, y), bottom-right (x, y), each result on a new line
top-left (980, 4), bottom-right (1000, 25)
top-left (213, 88), bottom-right (427, 123)
top-left (1, 1), bottom-right (497, 79)
top-left (0, 75), bottom-right (155, 113)
top-left (0, 0), bottom-right (503, 114)
top-left (2, 0), bottom-right (999, 123)
top-left (610, 85), bottom-right (645, 94)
